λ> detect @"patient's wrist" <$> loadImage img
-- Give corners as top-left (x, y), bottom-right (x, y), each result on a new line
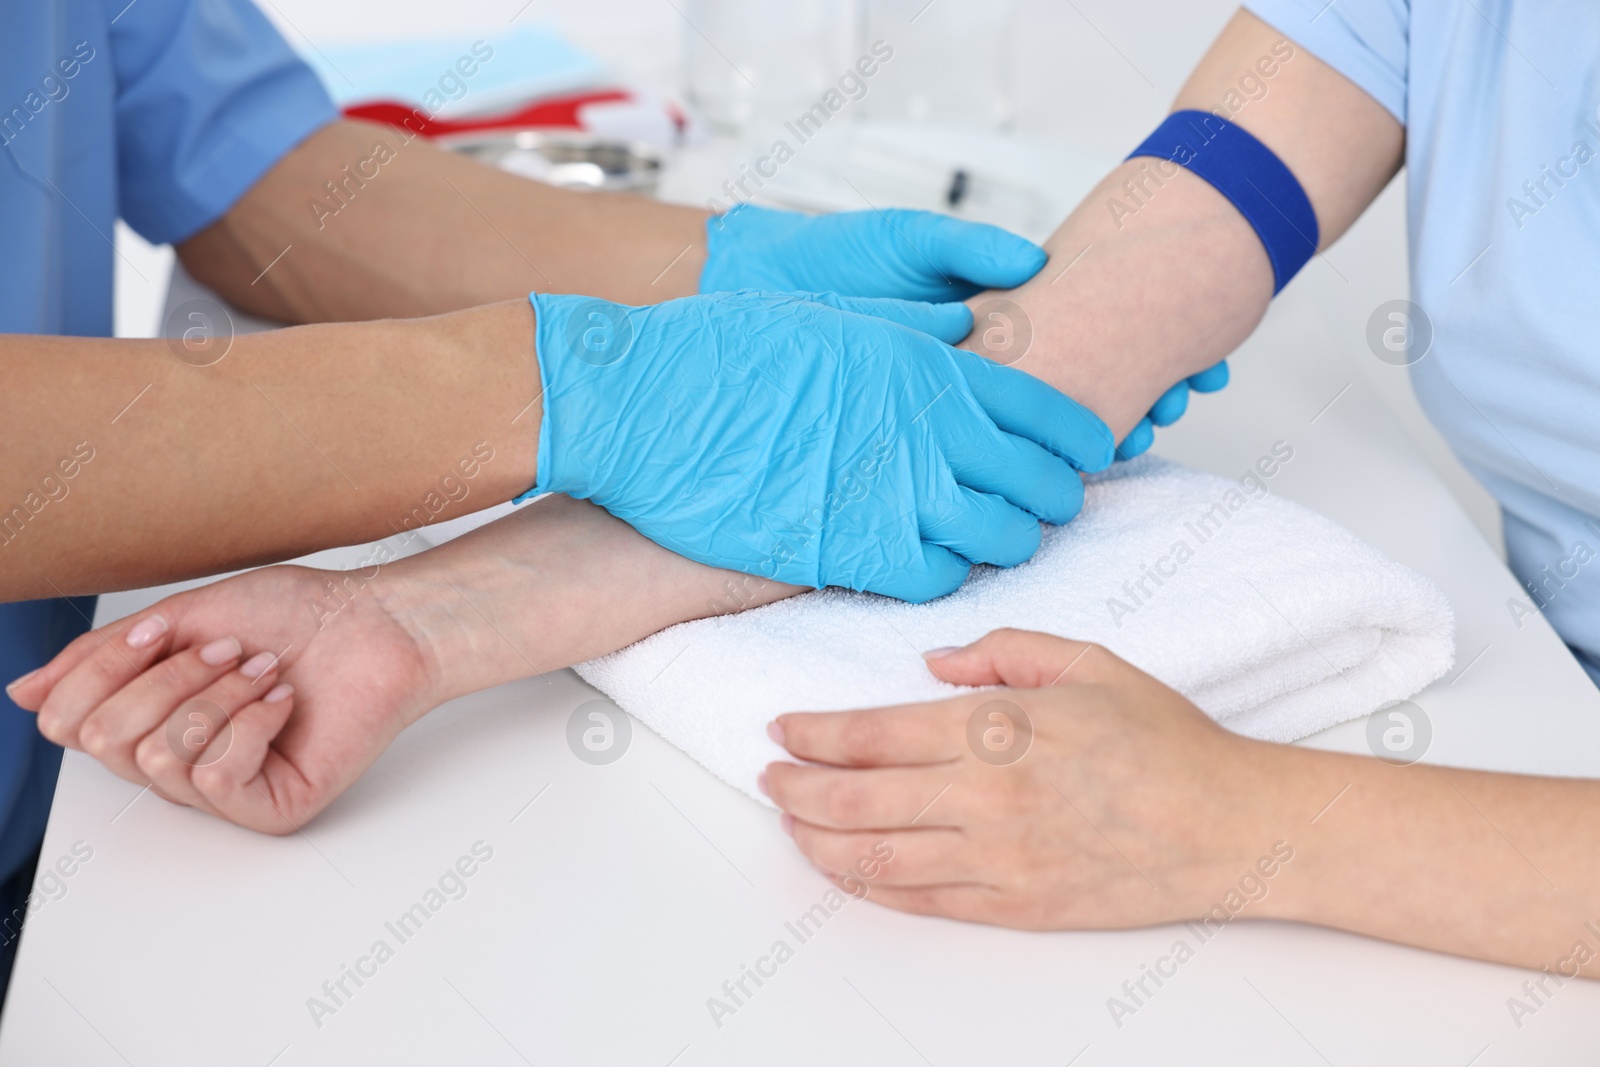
top-left (366, 561), bottom-right (468, 721)
top-left (1161, 738), bottom-right (1329, 926)
top-left (1231, 745), bottom-right (1386, 927)
top-left (375, 494), bottom-right (804, 712)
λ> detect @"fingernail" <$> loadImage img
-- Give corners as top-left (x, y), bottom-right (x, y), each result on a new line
top-left (780, 812), bottom-right (794, 837)
top-left (922, 646), bottom-right (960, 660)
top-left (199, 636), bottom-right (242, 666)
top-left (5, 668), bottom-right (38, 697)
top-left (125, 615), bottom-right (169, 649)
top-left (264, 683), bottom-right (294, 704)
top-left (766, 720), bottom-right (785, 746)
top-left (240, 652), bottom-right (276, 680)
top-left (756, 770), bottom-right (770, 796)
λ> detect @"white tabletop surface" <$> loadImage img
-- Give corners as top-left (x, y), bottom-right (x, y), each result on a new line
top-left (8, 1), bottom-right (1600, 1063)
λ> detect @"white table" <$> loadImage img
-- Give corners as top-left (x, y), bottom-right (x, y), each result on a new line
top-left (9, 2), bottom-right (1600, 1063)
top-left (13, 245), bottom-right (1600, 1067)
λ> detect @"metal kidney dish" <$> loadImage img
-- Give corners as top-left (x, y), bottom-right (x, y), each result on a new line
top-left (439, 130), bottom-right (663, 195)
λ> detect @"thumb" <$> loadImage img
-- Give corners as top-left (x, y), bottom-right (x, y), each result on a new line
top-left (192, 688), bottom-right (303, 834)
top-left (907, 213), bottom-right (1049, 290)
top-left (922, 628), bottom-right (1103, 688)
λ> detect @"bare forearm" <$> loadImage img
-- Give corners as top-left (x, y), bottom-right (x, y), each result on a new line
top-left (1, 300), bottom-right (538, 600)
top-left (966, 9), bottom-right (1403, 439)
top-left (1262, 745), bottom-right (1600, 978)
top-left (969, 167), bottom-right (1270, 440)
top-left (380, 494), bottom-right (801, 707)
top-left (179, 120), bottom-right (710, 324)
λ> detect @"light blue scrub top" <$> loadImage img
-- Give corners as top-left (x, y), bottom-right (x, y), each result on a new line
top-left (0, 0), bottom-right (334, 882)
top-left (1247, 0), bottom-right (1600, 685)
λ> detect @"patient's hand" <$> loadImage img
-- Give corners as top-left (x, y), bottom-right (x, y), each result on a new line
top-left (10, 565), bottom-right (432, 834)
top-left (10, 494), bottom-right (802, 832)
top-left (762, 629), bottom-right (1279, 929)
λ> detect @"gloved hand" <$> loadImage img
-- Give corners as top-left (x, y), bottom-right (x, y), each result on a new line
top-left (700, 204), bottom-right (1049, 304)
top-left (523, 290), bottom-right (1114, 603)
top-left (1115, 361), bottom-right (1230, 459)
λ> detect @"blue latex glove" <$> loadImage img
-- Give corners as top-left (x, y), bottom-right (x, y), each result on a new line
top-left (700, 204), bottom-right (1049, 303)
top-left (523, 290), bottom-right (1114, 602)
top-left (1115, 361), bottom-right (1231, 460)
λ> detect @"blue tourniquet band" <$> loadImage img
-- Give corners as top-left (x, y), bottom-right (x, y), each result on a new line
top-left (1127, 110), bottom-right (1319, 294)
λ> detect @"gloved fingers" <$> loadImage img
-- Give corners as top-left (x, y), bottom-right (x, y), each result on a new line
top-left (1188, 360), bottom-right (1230, 392)
top-left (947, 349), bottom-right (1116, 471)
top-left (941, 429), bottom-right (1086, 526)
top-left (860, 541), bottom-right (972, 604)
top-left (1117, 418), bottom-right (1155, 460)
top-left (918, 480), bottom-right (1043, 569)
top-left (900, 212), bottom-right (1051, 291)
top-left (1148, 380), bottom-right (1190, 426)
top-left (806, 293), bottom-right (974, 345)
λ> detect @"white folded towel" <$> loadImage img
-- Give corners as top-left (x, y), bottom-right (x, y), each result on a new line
top-left (575, 455), bottom-right (1455, 803)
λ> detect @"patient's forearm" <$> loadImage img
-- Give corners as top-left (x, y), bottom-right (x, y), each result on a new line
top-left (1262, 745), bottom-right (1600, 978)
top-left (967, 9), bottom-right (1404, 439)
top-left (302, 10), bottom-right (1413, 701)
top-left (968, 168), bottom-right (1267, 440)
top-left (379, 494), bottom-right (802, 708)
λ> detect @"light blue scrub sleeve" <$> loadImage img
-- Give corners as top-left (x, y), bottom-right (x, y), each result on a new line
top-left (1243, 0), bottom-right (1410, 125)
